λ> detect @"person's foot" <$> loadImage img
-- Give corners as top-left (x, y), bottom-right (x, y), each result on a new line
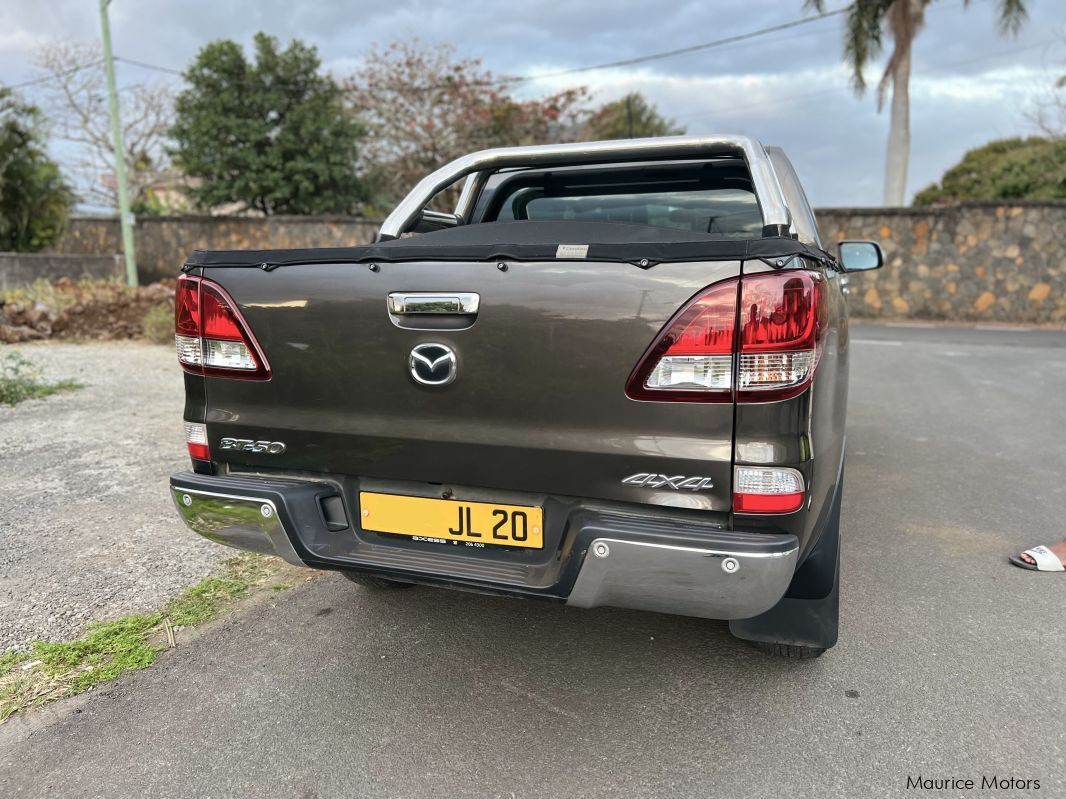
top-left (1015, 539), bottom-right (1066, 569)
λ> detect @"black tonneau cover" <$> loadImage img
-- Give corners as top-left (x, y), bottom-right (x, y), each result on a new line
top-left (184, 220), bottom-right (835, 270)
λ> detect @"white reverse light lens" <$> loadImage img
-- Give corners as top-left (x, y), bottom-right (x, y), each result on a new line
top-left (738, 350), bottom-right (814, 391)
top-left (734, 466), bottom-right (804, 495)
top-left (184, 421), bottom-right (208, 446)
top-left (203, 339), bottom-right (257, 370)
top-left (645, 355), bottom-right (732, 391)
top-left (175, 334), bottom-right (202, 366)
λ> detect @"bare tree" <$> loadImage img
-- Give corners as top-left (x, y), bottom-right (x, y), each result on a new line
top-left (347, 41), bottom-right (588, 209)
top-left (1028, 69), bottom-right (1065, 139)
top-left (32, 40), bottom-right (177, 212)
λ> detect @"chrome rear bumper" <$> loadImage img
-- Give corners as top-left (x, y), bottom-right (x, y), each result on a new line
top-left (566, 537), bottom-right (797, 620)
top-left (171, 485), bottom-right (305, 566)
top-left (170, 473), bottom-right (798, 621)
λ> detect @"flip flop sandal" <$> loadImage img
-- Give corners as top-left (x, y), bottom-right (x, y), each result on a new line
top-left (1009, 545), bottom-right (1066, 572)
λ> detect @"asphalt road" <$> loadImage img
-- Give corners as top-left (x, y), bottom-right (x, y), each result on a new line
top-left (2, 324), bottom-right (1065, 798)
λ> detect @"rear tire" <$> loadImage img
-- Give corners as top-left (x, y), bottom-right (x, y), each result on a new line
top-left (342, 572), bottom-right (415, 590)
top-left (752, 642), bottom-right (826, 659)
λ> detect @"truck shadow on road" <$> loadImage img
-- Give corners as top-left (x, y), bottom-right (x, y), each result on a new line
top-left (306, 575), bottom-right (823, 736)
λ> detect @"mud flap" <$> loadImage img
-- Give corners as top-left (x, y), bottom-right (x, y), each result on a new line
top-left (728, 473), bottom-right (842, 650)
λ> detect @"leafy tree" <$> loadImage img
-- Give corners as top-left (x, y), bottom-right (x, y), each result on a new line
top-left (0, 88), bottom-right (74, 251)
top-left (583, 92), bottom-right (684, 140)
top-left (171, 33), bottom-right (369, 215)
top-left (348, 41), bottom-right (588, 207)
top-left (912, 137), bottom-right (1066, 205)
top-left (805, 0), bottom-right (1028, 206)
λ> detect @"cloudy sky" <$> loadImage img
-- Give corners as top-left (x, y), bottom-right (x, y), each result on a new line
top-left (2, 0), bottom-right (1063, 208)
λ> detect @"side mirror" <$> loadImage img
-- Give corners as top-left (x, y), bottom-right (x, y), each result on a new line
top-left (837, 240), bottom-right (883, 272)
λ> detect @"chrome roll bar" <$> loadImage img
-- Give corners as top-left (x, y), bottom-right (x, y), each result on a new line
top-left (377, 135), bottom-right (793, 241)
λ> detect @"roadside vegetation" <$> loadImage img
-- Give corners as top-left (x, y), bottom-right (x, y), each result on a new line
top-left (0, 277), bottom-right (174, 343)
top-left (0, 554), bottom-right (288, 722)
top-left (2, 276), bottom-right (118, 314)
top-left (0, 350), bottom-right (80, 406)
top-left (141, 301), bottom-right (175, 345)
top-left (913, 137), bottom-right (1066, 205)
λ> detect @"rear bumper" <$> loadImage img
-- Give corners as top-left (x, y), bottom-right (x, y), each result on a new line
top-left (567, 537), bottom-right (797, 619)
top-left (170, 472), bottom-right (798, 620)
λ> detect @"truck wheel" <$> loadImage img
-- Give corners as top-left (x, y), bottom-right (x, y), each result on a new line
top-left (751, 642), bottom-right (826, 659)
top-left (342, 572), bottom-right (415, 590)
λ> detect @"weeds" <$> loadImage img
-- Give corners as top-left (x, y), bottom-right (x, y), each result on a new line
top-left (0, 350), bottom-right (80, 406)
top-left (0, 554), bottom-right (283, 722)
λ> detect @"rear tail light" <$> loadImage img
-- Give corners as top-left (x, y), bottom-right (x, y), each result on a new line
top-left (629, 280), bottom-right (738, 401)
top-left (626, 269), bottom-right (826, 403)
top-left (735, 271), bottom-right (826, 401)
top-left (175, 276), bottom-right (271, 380)
top-left (734, 466), bottom-right (805, 514)
top-left (184, 421), bottom-right (210, 461)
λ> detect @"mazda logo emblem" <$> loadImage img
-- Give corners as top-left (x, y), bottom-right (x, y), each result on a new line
top-left (409, 343), bottom-right (457, 386)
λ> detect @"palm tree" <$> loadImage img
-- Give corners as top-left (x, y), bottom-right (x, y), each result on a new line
top-left (806, 0), bottom-right (1028, 205)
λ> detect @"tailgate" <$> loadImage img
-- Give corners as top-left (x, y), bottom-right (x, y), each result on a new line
top-left (201, 258), bottom-right (741, 512)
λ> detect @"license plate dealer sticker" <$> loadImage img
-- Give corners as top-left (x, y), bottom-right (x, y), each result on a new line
top-left (358, 492), bottom-right (544, 549)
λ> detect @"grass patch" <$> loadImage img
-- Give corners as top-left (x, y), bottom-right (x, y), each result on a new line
top-left (0, 351), bottom-right (80, 407)
top-left (0, 553), bottom-right (281, 722)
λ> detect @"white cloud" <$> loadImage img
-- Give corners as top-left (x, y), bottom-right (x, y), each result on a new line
top-left (1, 0), bottom-right (1062, 207)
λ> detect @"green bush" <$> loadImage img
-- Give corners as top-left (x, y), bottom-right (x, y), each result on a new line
top-left (913, 137), bottom-right (1066, 205)
top-left (142, 303), bottom-right (174, 345)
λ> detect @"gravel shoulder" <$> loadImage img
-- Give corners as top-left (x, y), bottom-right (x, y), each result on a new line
top-left (0, 342), bottom-right (224, 652)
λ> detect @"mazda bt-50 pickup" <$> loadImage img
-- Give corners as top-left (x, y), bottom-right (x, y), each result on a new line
top-left (169, 135), bottom-right (883, 658)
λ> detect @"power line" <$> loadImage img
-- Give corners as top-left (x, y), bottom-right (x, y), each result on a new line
top-left (113, 56), bottom-right (182, 76)
top-left (7, 60), bottom-right (104, 92)
top-left (108, 6), bottom-right (850, 91)
top-left (501, 7), bottom-right (849, 83)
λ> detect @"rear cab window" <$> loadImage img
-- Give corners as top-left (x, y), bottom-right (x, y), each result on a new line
top-left (478, 159), bottom-right (763, 239)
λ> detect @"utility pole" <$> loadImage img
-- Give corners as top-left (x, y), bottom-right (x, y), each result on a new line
top-left (98, 0), bottom-right (138, 287)
top-left (626, 94), bottom-right (634, 139)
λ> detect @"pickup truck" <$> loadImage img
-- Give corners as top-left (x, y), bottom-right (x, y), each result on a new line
top-left (169, 136), bottom-right (883, 658)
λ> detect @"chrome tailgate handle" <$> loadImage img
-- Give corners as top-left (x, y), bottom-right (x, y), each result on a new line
top-left (387, 292), bottom-right (480, 314)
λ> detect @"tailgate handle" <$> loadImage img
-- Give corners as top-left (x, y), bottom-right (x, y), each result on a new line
top-left (388, 292), bottom-right (480, 314)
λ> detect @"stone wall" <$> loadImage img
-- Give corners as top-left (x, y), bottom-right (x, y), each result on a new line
top-left (47, 215), bottom-right (382, 283)
top-left (34, 204), bottom-right (1066, 323)
top-left (0, 253), bottom-right (123, 291)
top-left (816, 202), bottom-right (1066, 323)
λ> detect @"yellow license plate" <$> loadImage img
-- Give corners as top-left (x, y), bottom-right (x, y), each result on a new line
top-left (358, 492), bottom-right (544, 549)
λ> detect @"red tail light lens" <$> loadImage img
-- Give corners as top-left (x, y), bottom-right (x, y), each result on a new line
top-left (626, 269), bottom-right (826, 404)
top-left (737, 271), bottom-right (825, 402)
top-left (174, 276), bottom-right (271, 380)
top-left (739, 272), bottom-right (824, 352)
top-left (625, 279), bottom-right (738, 402)
top-left (175, 277), bottom-right (200, 337)
top-left (201, 287), bottom-right (245, 341)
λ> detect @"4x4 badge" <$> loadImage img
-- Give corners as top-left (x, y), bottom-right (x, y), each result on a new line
top-left (621, 473), bottom-right (715, 491)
